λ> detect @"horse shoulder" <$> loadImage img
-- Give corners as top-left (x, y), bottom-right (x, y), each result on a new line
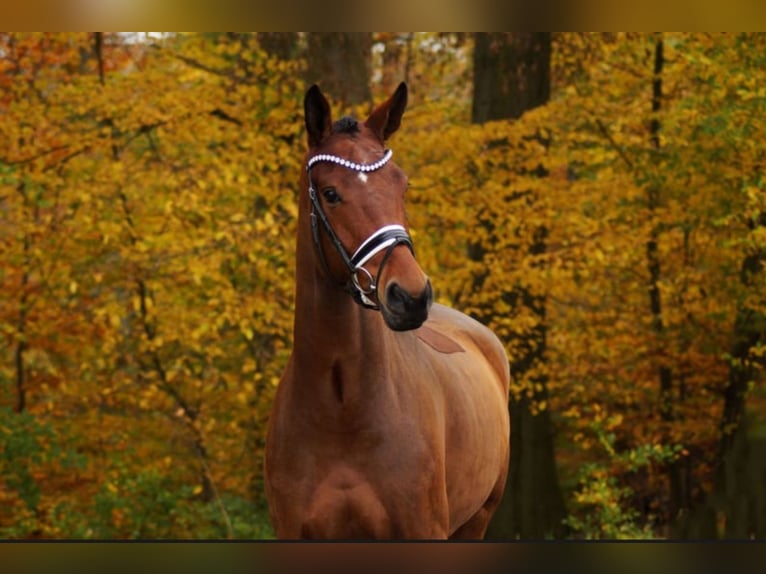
top-left (424, 303), bottom-right (510, 397)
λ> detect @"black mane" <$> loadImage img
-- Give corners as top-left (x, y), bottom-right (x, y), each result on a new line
top-left (333, 116), bottom-right (359, 135)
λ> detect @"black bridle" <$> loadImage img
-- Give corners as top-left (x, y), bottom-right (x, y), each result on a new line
top-left (306, 149), bottom-right (414, 310)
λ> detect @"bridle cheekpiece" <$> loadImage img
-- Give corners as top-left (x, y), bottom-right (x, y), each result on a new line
top-left (306, 148), bottom-right (414, 310)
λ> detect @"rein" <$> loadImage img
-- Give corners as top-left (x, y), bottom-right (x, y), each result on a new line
top-left (306, 149), bottom-right (413, 310)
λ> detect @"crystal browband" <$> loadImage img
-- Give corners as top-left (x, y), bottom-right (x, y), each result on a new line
top-left (307, 149), bottom-right (393, 173)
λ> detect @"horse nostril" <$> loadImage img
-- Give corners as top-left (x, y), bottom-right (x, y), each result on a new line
top-left (386, 283), bottom-right (407, 314)
top-left (386, 281), bottom-right (432, 316)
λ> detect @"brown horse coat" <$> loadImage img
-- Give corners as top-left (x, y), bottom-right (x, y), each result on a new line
top-left (264, 83), bottom-right (510, 539)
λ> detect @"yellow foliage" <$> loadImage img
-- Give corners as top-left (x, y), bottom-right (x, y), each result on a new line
top-left (1, 32), bottom-right (765, 538)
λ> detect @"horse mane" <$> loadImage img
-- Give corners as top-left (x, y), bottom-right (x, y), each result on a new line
top-left (333, 116), bottom-right (359, 135)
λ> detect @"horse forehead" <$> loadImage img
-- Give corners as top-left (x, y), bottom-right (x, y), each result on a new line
top-left (321, 133), bottom-right (383, 163)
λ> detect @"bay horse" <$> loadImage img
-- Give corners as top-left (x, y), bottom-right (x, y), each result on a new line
top-left (264, 82), bottom-right (510, 539)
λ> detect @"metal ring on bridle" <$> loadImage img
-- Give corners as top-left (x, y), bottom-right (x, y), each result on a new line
top-left (352, 266), bottom-right (376, 295)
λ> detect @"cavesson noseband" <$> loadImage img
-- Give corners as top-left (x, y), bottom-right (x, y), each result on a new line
top-left (306, 148), bottom-right (414, 310)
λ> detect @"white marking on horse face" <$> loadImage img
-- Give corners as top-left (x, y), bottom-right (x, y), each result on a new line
top-left (357, 172), bottom-right (368, 184)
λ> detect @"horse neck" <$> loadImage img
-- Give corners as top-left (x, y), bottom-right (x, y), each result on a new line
top-left (291, 213), bottom-right (390, 376)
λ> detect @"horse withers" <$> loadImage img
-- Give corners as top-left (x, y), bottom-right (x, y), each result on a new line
top-left (264, 82), bottom-right (510, 539)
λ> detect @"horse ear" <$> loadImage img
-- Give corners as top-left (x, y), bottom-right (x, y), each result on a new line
top-left (304, 84), bottom-right (332, 148)
top-left (365, 82), bottom-right (408, 142)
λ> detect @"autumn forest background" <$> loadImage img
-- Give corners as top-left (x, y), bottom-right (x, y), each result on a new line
top-left (1, 32), bottom-right (765, 539)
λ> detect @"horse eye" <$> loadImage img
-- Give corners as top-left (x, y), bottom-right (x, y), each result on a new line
top-left (323, 187), bottom-right (342, 205)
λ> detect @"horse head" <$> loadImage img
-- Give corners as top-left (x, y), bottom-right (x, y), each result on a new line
top-left (302, 82), bottom-right (432, 331)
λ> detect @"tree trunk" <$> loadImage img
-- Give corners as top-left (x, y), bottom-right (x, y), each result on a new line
top-left (305, 33), bottom-right (372, 107)
top-left (257, 33), bottom-right (299, 61)
top-left (472, 33), bottom-right (551, 123)
top-left (703, 198), bottom-right (766, 539)
top-left (646, 35), bottom-right (690, 527)
top-left (721, 209), bottom-right (766, 456)
top-left (378, 33), bottom-right (408, 97)
top-left (472, 32), bottom-right (567, 540)
top-left (14, 229), bottom-right (30, 414)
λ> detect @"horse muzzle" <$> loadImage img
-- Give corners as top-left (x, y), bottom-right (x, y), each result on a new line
top-left (380, 279), bottom-right (433, 331)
